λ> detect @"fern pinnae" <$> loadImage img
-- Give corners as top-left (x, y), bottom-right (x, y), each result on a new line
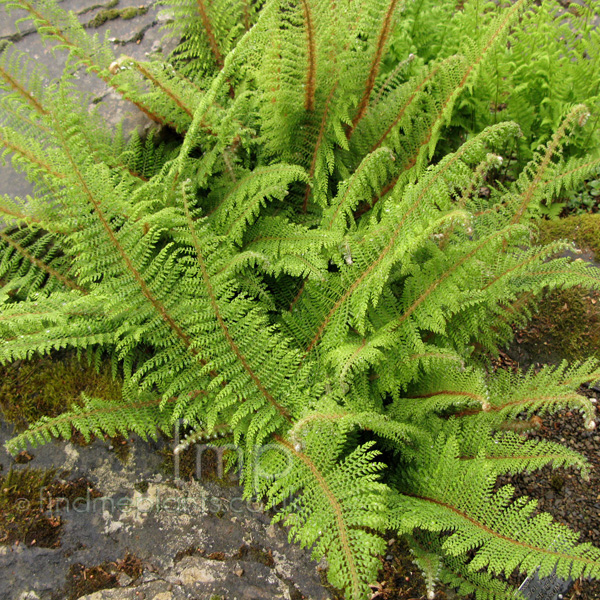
top-left (303, 130), bottom-right (496, 354)
top-left (393, 439), bottom-right (600, 580)
top-left (273, 434), bottom-right (372, 600)
top-left (510, 104), bottom-right (591, 223)
top-left (541, 154), bottom-right (600, 199)
top-left (479, 242), bottom-right (569, 293)
top-left (0, 59), bottom-right (47, 116)
top-left (122, 57), bottom-right (195, 119)
top-left (5, 1), bottom-right (600, 596)
top-left (0, 127), bottom-right (65, 181)
top-left (401, 0), bottom-right (527, 173)
top-left (168, 13), bottom-right (263, 182)
top-left (367, 57), bottom-right (448, 154)
top-left (5, 394), bottom-right (177, 454)
top-left (196, 0), bottom-right (225, 69)
top-left (52, 119), bottom-right (199, 357)
top-left (0, 229), bottom-right (85, 293)
top-left (383, 224), bottom-right (522, 335)
top-left (181, 187), bottom-right (293, 425)
top-left (371, 52), bottom-right (416, 110)
top-left (304, 198), bottom-right (466, 356)
top-left (323, 147), bottom-right (395, 230)
top-left (303, 80), bottom-right (338, 211)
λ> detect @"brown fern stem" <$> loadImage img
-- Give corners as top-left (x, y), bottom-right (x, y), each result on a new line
top-left (52, 118), bottom-right (202, 362)
top-left (303, 82), bottom-right (338, 211)
top-left (0, 130), bottom-right (65, 180)
top-left (347, 0), bottom-right (401, 139)
top-left (459, 453), bottom-right (564, 462)
top-left (300, 0), bottom-right (317, 112)
top-left (511, 105), bottom-right (589, 224)
top-left (406, 389), bottom-right (485, 402)
top-left (132, 61), bottom-right (194, 119)
top-left (453, 393), bottom-right (589, 419)
top-left (0, 66), bottom-right (47, 115)
top-left (242, 0), bottom-right (251, 31)
top-left (405, 492), bottom-right (600, 569)
top-left (544, 156), bottom-right (600, 191)
top-left (197, 0), bottom-right (224, 69)
top-left (289, 279), bottom-right (307, 312)
top-left (384, 227), bottom-right (513, 337)
top-left (352, 173), bottom-right (399, 220)
top-left (16, 396), bottom-right (176, 442)
top-left (480, 247), bottom-right (558, 292)
top-left (305, 138), bottom-right (491, 357)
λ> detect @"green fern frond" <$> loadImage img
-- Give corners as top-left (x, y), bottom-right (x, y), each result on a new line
top-left (264, 431), bottom-right (389, 600)
top-left (392, 435), bottom-right (600, 580)
top-left (5, 392), bottom-right (177, 453)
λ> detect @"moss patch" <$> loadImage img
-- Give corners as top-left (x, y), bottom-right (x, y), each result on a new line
top-left (536, 214), bottom-right (600, 262)
top-left (513, 215), bottom-right (600, 363)
top-left (85, 5), bottom-right (148, 28)
top-left (0, 468), bottom-right (60, 547)
top-left (120, 5), bottom-right (147, 19)
top-left (0, 468), bottom-right (102, 547)
top-left (64, 553), bottom-right (142, 600)
top-left (511, 287), bottom-right (600, 363)
top-left (0, 351), bottom-right (122, 432)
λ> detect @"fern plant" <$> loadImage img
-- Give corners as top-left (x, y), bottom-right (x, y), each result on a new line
top-left (2, 0), bottom-right (600, 598)
top-left (386, 0), bottom-right (600, 176)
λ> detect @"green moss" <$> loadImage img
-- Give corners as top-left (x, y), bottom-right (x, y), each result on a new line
top-left (536, 214), bottom-right (600, 262)
top-left (86, 8), bottom-right (121, 28)
top-left (85, 5), bottom-right (148, 28)
top-left (0, 468), bottom-right (102, 547)
top-left (120, 5), bottom-right (148, 19)
top-left (77, 0), bottom-right (119, 16)
top-left (0, 350), bottom-right (122, 431)
top-left (513, 286), bottom-right (600, 363)
top-left (517, 215), bottom-right (600, 363)
top-left (0, 467), bottom-right (59, 547)
top-left (133, 480), bottom-right (149, 493)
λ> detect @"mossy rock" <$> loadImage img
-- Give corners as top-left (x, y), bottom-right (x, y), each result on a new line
top-left (536, 214), bottom-right (600, 262)
top-left (85, 5), bottom-right (149, 28)
top-left (120, 5), bottom-right (147, 19)
top-left (0, 351), bottom-right (122, 431)
top-left (514, 287), bottom-right (600, 363)
top-left (509, 215), bottom-right (600, 363)
top-left (0, 468), bottom-right (102, 547)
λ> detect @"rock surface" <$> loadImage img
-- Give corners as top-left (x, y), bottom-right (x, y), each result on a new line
top-left (0, 418), bottom-right (331, 599)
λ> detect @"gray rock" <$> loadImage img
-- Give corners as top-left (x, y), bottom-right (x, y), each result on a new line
top-left (0, 418), bottom-right (331, 600)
